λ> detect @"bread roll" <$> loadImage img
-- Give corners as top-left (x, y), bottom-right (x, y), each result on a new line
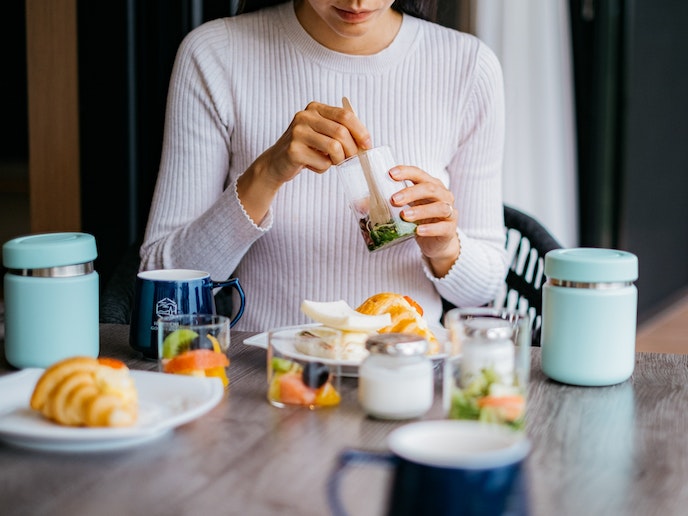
top-left (30, 356), bottom-right (138, 427)
top-left (356, 293), bottom-right (441, 354)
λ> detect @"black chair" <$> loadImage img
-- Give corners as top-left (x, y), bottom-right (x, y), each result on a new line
top-left (441, 205), bottom-right (562, 345)
top-left (494, 205), bottom-right (562, 345)
top-left (99, 244), bottom-right (235, 324)
top-left (99, 242), bottom-right (141, 324)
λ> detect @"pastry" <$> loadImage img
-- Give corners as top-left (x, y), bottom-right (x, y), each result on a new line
top-left (299, 299), bottom-right (391, 360)
top-left (30, 356), bottom-right (138, 427)
top-left (356, 292), bottom-right (441, 354)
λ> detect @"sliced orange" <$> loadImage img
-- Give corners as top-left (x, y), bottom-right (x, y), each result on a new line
top-left (314, 382), bottom-right (341, 407)
top-left (164, 349), bottom-right (229, 374)
top-left (205, 366), bottom-right (229, 387)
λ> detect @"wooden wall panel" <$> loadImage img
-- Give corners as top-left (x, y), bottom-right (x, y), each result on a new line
top-left (25, 0), bottom-right (80, 232)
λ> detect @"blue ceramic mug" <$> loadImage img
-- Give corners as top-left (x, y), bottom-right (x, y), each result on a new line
top-left (328, 420), bottom-right (530, 516)
top-left (129, 269), bottom-right (245, 359)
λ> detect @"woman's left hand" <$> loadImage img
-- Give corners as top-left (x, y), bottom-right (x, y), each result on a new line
top-left (389, 166), bottom-right (461, 278)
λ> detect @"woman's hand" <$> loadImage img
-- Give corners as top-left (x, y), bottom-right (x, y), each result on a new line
top-left (389, 166), bottom-right (461, 277)
top-left (238, 101), bottom-right (372, 223)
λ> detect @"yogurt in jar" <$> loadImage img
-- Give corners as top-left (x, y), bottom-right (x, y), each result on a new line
top-left (358, 334), bottom-right (434, 420)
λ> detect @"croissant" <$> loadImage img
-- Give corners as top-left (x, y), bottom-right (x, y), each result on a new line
top-left (356, 293), bottom-right (441, 354)
top-left (30, 356), bottom-right (138, 427)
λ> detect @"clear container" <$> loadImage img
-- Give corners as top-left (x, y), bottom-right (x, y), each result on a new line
top-left (358, 333), bottom-right (433, 420)
top-left (3, 233), bottom-right (99, 368)
top-left (267, 326), bottom-right (342, 409)
top-left (336, 146), bottom-right (416, 252)
top-left (541, 248), bottom-right (639, 386)
top-left (443, 307), bottom-right (530, 431)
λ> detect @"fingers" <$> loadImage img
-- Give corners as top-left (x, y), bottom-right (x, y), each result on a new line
top-left (387, 165), bottom-right (457, 241)
top-left (390, 167), bottom-right (455, 220)
top-left (305, 102), bottom-right (372, 155)
top-left (276, 102), bottom-right (372, 175)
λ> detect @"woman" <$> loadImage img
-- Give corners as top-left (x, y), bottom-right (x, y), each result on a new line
top-left (140, 0), bottom-right (508, 331)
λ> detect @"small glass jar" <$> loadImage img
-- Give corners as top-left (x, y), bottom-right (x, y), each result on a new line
top-left (358, 333), bottom-right (433, 420)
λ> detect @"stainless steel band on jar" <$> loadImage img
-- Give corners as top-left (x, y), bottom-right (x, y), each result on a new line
top-left (546, 278), bottom-right (633, 290)
top-left (7, 261), bottom-right (95, 278)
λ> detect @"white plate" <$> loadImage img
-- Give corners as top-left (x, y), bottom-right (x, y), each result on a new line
top-left (0, 368), bottom-right (224, 453)
top-left (270, 326), bottom-right (364, 368)
top-left (243, 323), bottom-right (448, 373)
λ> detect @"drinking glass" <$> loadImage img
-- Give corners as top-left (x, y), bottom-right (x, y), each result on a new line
top-left (267, 326), bottom-right (343, 409)
top-left (443, 307), bottom-right (531, 431)
top-left (157, 314), bottom-right (231, 388)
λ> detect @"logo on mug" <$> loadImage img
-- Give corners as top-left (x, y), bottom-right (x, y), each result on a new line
top-left (156, 298), bottom-right (178, 318)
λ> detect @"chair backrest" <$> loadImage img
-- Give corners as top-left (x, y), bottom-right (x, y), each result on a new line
top-left (490, 205), bottom-right (562, 345)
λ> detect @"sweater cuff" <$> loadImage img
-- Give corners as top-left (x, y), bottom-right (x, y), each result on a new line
top-left (232, 178), bottom-right (273, 231)
top-left (422, 229), bottom-right (506, 308)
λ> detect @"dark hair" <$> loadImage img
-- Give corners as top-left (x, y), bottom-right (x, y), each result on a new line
top-left (238, 1), bottom-right (437, 22)
top-left (392, 0), bottom-right (437, 21)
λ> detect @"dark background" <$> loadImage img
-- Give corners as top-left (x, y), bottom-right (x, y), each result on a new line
top-left (1, 0), bottom-right (687, 322)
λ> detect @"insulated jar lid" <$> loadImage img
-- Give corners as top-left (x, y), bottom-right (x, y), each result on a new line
top-left (544, 248), bottom-right (638, 283)
top-left (3, 232), bottom-right (98, 270)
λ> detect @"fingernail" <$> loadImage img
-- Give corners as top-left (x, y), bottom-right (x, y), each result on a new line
top-left (362, 138), bottom-right (373, 149)
top-left (402, 208), bottom-right (414, 219)
top-left (389, 167), bottom-right (401, 179)
top-left (392, 192), bottom-right (405, 204)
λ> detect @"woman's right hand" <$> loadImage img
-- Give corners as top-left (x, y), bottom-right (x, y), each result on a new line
top-left (237, 101), bottom-right (372, 223)
top-left (266, 101), bottom-right (371, 180)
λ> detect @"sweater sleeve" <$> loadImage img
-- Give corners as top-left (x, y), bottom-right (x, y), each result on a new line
top-left (424, 41), bottom-right (508, 307)
top-left (139, 20), bottom-right (270, 279)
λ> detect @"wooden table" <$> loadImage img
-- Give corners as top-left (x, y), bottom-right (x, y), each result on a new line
top-left (1, 324), bottom-right (688, 516)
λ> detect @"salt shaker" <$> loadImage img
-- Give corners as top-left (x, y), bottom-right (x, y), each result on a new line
top-left (541, 248), bottom-right (638, 386)
top-left (358, 333), bottom-right (434, 420)
top-left (3, 232), bottom-right (99, 368)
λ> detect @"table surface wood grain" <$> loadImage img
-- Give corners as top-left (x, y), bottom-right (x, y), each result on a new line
top-left (1, 324), bottom-right (688, 516)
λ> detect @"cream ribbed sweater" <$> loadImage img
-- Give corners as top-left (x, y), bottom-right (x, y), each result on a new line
top-left (140, 2), bottom-right (508, 331)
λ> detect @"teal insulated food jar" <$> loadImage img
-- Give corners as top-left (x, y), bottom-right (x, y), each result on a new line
top-left (3, 233), bottom-right (99, 369)
top-left (541, 248), bottom-right (638, 386)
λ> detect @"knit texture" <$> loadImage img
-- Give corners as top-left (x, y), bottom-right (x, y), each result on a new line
top-left (140, 2), bottom-right (508, 331)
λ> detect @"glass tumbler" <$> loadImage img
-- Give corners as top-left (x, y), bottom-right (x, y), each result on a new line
top-left (158, 314), bottom-right (231, 388)
top-left (267, 326), bottom-right (343, 409)
top-left (443, 308), bottom-right (531, 431)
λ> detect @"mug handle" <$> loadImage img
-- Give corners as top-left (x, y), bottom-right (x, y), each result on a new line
top-left (211, 278), bottom-right (246, 328)
top-left (327, 449), bottom-right (394, 516)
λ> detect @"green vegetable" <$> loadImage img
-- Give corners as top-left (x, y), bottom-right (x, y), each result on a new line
top-left (449, 367), bottom-right (525, 430)
top-left (360, 217), bottom-right (416, 251)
